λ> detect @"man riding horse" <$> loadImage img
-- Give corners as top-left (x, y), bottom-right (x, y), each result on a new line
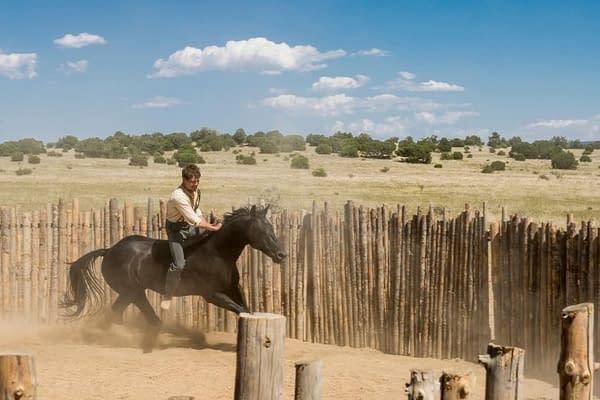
top-left (162, 164), bottom-right (222, 310)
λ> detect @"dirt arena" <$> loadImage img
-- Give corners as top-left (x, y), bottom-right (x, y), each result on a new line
top-left (0, 318), bottom-right (559, 400)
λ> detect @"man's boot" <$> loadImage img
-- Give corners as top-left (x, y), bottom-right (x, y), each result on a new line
top-left (160, 264), bottom-right (182, 310)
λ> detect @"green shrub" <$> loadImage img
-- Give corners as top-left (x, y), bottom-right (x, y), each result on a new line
top-left (497, 150), bottom-right (506, 156)
top-left (174, 148), bottom-right (204, 167)
top-left (452, 151), bottom-right (463, 160)
top-left (580, 154), bottom-right (592, 162)
top-left (15, 167), bottom-right (32, 176)
top-left (129, 154), bottom-right (149, 167)
top-left (290, 155), bottom-right (309, 169)
top-left (551, 151), bottom-right (578, 170)
top-left (236, 154), bottom-right (257, 165)
top-left (28, 155), bottom-right (41, 164)
top-left (153, 155), bottom-right (166, 164)
top-left (47, 151), bottom-right (63, 157)
top-left (167, 158), bottom-right (177, 165)
top-left (315, 143), bottom-right (333, 155)
top-left (10, 152), bottom-right (24, 162)
top-left (339, 143), bottom-right (359, 158)
top-left (467, 154), bottom-right (473, 158)
top-left (440, 152), bottom-right (451, 160)
top-left (74, 153), bottom-right (85, 159)
top-left (481, 165), bottom-right (494, 173)
top-left (312, 168), bottom-right (327, 177)
top-left (489, 147), bottom-right (496, 153)
top-left (512, 153), bottom-right (526, 161)
top-left (434, 163), bottom-right (443, 168)
top-left (490, 161), bottom-right (506, 171)
top-left (380, 166), bottom-right (390, 173)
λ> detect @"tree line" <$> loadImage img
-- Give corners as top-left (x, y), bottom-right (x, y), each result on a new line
top-left (0, 128), bottom-right (598, 170)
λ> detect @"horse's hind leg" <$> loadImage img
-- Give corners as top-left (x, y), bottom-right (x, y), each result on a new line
top-left (108, 293), bottom-right (135, 325)
top-left (131, 291), bottom-right (161, 353)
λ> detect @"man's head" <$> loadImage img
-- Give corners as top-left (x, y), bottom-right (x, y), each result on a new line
top-left (181, 164), bottom-right (201, 192)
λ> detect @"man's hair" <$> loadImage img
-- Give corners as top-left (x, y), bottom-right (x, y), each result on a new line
top-left (182, 164), bottom-right (201, 180)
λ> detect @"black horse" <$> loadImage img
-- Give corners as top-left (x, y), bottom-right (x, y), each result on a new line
top-left (61, 204), bottom-right (286, 351)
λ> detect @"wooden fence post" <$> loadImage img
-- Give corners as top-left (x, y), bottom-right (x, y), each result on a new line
top-left (558, 303), bottom-right (599, 400)
top-left (441, 371), bottom-right (474, 400)
top-left (234, 313), bottom-right (286, 400)
top-left (294, 359), bottom-right (322, 400)
top-left (478, 343), bottom-right (524, 400)
top-left (406, 369), bottom-right (438, 400)
top-left (0, 353), bottom-right (36, 400)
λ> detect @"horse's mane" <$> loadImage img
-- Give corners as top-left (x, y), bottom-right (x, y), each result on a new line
top-left (222, 204), bottom-right (269, 225)
top-left (183, 204), bottom-right (269, 250)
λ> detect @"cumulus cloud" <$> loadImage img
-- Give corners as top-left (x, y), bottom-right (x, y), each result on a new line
top-left (263, 93), bottom-right (444, 116)
top-left (415, 111), bottom-right (479, 125)
top-left (149, 37), bottom-right (346, 78)
top-left (333, 116), bottom-right (408, 137)
top-left (54, 33), bottom-right (107, 48)
top-left (398, 71), bottom-right (416, 80)
top-left (527, 119), bottom-right (587, 129)
top-left (132, 96), bottom-right (182, 109)
top-left (312, 75), bottom-right (369, 91)
top-left (60, 60), bottom-right (88, 74)
top-left (387, 72), bottom-right (464, 92)
top-left (262, 94), bottom-right (355, 116)
top-left (356, 48), bottom-right (391, 57)
top-left (0, 51), bottom-right (37, 79)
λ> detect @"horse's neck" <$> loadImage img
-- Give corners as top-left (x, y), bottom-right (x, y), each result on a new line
top-left (212, 218), bottom-right (249, 259)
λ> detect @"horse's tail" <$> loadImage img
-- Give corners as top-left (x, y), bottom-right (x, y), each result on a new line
top-left (60, 248), bottom-right (107, 319)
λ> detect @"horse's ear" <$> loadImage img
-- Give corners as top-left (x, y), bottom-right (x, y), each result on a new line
top-left (250, 205), bottom-right (257, 215)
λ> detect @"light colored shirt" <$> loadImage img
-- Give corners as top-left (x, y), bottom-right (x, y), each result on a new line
top-left (166, 186), bottom-right (203, 225)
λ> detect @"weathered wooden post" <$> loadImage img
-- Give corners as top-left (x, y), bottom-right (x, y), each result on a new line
top-left (478, 343), bottom-right (524, 400)
top-left (441, 371), bottom-right (474, 400)
top-left (406, 369), bottom-right (439, 400)
top-left (294, 359), bottom-right (322, 400)
top-left (0, 353), bottom-right (36, 400)
top-left (557, 303), bottom-right (600, 400)
top-left (234, 313), bottom-right (286, 400)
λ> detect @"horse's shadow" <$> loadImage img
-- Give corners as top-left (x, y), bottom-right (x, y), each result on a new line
top-left (77, 314), bottom-right (236, 353)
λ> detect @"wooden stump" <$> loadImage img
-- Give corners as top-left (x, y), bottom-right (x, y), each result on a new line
top-left (557, 303), bottom-right (599, 400)
top-left (441, 371), bottom-right (474, 400)
top-left (234, 313), bottom-right (286, 400)
top-left (294, 359), bottom-right (322, 400)
top-left (406, 369), bottom-right (439, 400)
top-left (478, 343), bottom-right (524, 400)
top-left (0, 353), bottom-right (36, 400)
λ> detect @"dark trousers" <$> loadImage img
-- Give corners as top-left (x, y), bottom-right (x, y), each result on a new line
top-left (166, 221), bottom-right (204, 271)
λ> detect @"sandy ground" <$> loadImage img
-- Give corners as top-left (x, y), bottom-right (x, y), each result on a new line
top-left (0, 320), bottom-right (558, 400)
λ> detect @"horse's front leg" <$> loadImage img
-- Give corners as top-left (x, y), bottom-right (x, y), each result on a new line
top-left (207, 290), bottom-right (250, 314)
top-left (132, 291), bottom-right (162, 353)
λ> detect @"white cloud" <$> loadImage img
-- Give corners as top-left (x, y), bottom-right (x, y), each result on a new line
top-left (0, 51), bottom-right (37, 79)
top-left (268, 87), bottom-right (288, 95)
top-left (263, 93), bottom-right (444, 116)
top-left (333, 116), bottom-right (408, 137)
top-left (398, 71), bottom-right (416, 80)
top-left (54, 33), bottom-right (107, 48)
top-left (527, 119), bottom-right (587, 129)
top-left (415, 111), bottom-right (479, 125)
top-left (132, 96), bottom-right (182, 109)
top-left (149, 37), bottom-right (346, 78)
top-left (262, 94), bottom-right (355, 116)
top-left (387, 72), bottom-right (464, 92)
top-left (60, 60), bottom-right (88, 74)
top-left (312, 75), bottom-right (369, 91)
top-left (356, 48), bottom-right (391, 57)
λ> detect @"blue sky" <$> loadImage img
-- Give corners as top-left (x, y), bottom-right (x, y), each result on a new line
top-left (1, 0), bottom-right (599, 143)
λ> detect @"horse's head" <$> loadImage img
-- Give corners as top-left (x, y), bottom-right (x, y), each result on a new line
top-left (245, 205), bottom-right (287, 263)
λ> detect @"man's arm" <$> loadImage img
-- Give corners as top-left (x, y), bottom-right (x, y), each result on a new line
top-left (195, 215), bottom-right (222, 231)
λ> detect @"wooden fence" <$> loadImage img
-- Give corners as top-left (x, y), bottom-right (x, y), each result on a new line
top-left (0, 198), bottom-right (598, 376)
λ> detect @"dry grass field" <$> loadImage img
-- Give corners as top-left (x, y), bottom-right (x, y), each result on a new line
top-left (0, 145), bottom-right (599, 224)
